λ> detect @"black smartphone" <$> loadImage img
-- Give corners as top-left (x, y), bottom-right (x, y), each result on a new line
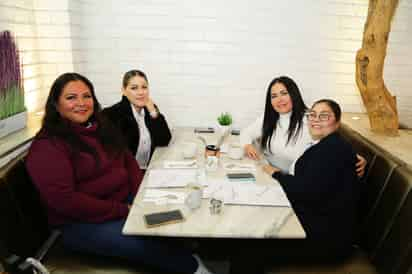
top-left (226, 173), bottom-right (256, 181)
top-left (194, 127), bottom-right (215, 133)
top-left (144, 209), bottom-right (185, 228)
top-left (231, 129), bottom-right (240, 135)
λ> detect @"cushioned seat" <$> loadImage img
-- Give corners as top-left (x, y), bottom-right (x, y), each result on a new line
top-left (358, 151), bottom-right (399, 234)
top-left (371, 165), bottom-right (412, 274)
top-left (339, 125), bottom-right (377, 180)
top-left (359, 163), bottom-right (411, 258)
top-left (0, 158), bottom-right (49, 259)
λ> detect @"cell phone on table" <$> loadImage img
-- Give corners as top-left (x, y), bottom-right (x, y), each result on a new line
top-left (226, 172), bottom-right (256, 181)
top-left (231, 129), bottom-right (240, 135)
top-left (143, 209), bottom-right (185, 228)
top-left (194, 127), bottom-right (215, 133)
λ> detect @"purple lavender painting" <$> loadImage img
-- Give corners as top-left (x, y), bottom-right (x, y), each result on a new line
top-left (0, 30), bottom-right (26, 138)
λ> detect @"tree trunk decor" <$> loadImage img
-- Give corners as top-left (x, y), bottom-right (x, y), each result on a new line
top-left (355, 0), bottom-right (400, 136)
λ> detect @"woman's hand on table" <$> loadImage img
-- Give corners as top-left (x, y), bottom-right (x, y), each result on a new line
top-left (244, 144), bottom-right (260, 160)
top-left (263, 164), bottom-right (280, 176)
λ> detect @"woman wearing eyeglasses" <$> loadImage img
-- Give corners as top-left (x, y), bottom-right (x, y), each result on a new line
top-left (240, 76), bottom-right (366, 176)
top-left (263, 99), bottom-right (360, 259)
top-left (103, 70), bottom-right (171, 169)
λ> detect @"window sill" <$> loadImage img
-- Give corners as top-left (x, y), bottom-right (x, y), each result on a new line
top-left (0, 112), bottom-right (42, 168)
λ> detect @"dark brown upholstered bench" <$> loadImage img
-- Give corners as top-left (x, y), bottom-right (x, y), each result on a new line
top-left (266, 125), bottom-right (412, 274)
top-left (0, 157), bottom-right (152, 274)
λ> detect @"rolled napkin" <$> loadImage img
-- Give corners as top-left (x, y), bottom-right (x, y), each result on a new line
top-left (222, 162), bottom-right (256, 172)
top-left (143, 189), bottom-right (185, 204)
top-left (163, 160), bottom-right (197, 169)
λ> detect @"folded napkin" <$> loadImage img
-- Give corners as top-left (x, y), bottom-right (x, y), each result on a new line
top-left (163, 160), bottom-right (198, 169)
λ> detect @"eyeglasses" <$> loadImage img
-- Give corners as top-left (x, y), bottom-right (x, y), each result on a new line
top-left (305, 111), bottom-right (333, 122)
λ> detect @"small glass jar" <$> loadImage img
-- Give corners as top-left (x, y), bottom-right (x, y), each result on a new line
top-left (209, 198), bottom-right (223, 214)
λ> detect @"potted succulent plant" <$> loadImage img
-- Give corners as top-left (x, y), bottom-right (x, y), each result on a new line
top-left (217, 112), bottom-right (232, 136)
top-left (0, 30), bottom-right (26, 138)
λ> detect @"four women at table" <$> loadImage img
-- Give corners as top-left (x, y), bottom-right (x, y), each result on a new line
top-left (102, 69), bottom-right (171, 169)
top-left (26, 70), bottom-right (363, 273)
top-left (26, 73), bottom-right (213, 274)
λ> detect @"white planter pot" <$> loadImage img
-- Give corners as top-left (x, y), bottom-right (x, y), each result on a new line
top-left (217, 124), bottom-right (231, 136)
top-left (0, 111), bottom-right (27, 138)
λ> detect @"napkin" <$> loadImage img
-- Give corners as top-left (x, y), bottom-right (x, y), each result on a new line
top-left (223, 162), bottom-right (256, 171)
top-left (163, 160), bottom-right (198, 169)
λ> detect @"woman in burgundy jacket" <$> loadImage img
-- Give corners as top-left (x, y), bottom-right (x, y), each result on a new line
top-left (26, 73), bottom-right (213, 274)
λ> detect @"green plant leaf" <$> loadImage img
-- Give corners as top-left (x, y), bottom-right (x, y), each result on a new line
top-left (217, 112), bottom-right (232, 126)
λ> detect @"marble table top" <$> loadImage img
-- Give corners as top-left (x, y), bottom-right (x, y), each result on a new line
top-left (122, 128), bottom-right (306, 239)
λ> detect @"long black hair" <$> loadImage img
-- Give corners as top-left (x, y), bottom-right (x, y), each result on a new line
top-left (261, 76), bottom-right (308, 151)
top-left (39, 72), bottom-right (126, 165)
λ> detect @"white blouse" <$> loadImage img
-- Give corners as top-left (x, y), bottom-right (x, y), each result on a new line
top-left (131, 104), bottom-right (152, 169)
top-left (240, 112), bottom-right (313, 174)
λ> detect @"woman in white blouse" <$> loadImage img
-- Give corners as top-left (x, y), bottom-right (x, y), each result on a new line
top-left (103, 70), bottom-right (171, 169)
top-left (240, 76), bottom-right (366, 176)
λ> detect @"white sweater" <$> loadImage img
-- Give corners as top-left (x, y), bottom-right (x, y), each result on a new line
top-left (240, 112), bottom-right (313, 174)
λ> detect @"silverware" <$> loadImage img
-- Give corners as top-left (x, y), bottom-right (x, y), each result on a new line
top-left (168, 162), bottom-right (196, 168)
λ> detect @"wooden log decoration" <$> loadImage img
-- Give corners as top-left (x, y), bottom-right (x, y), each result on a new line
top-left (355, 0), bottom-right (399, 136)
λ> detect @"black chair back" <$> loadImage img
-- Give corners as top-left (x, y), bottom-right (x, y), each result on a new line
top-left (0, 159), bottom-right (50, 259)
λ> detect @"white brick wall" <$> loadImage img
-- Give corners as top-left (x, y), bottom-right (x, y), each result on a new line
top-left (384, 0), bottom-right (412, 128)
top-left (0, 0), bottom-right (73, 113)
top-left (2, 0), bottom-right (411, 128)
top-left (67, 0), bottom-right (412, 128)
